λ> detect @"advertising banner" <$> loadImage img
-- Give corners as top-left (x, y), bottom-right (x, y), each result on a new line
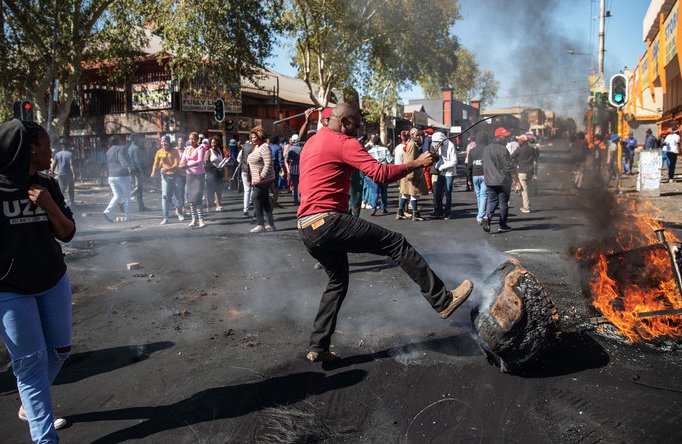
top-left (131, 81), bottom-right (172, 111)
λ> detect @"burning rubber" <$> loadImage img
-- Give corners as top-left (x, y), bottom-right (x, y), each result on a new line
top-left (472, 258), bottom-right (560, 374)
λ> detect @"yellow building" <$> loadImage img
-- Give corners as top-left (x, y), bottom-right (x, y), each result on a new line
top-left (634, 1), bottom-right (682, 132)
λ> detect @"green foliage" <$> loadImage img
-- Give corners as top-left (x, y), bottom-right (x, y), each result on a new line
top-left (153, 0), bottom-right (281, 91)
top-left (280, 0), bottom-right (461, 108)
top-left (0, 0), bottom-right (280, 135)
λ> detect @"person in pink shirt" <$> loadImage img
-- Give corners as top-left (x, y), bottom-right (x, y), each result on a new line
top-left (180, 132), bottom-right (207, 228)
top-left (297, 103), bottom-right (474, 362)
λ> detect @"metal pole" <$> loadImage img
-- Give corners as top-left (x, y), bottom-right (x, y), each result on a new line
top-left (598, 0), bottom-right (606, 80)
top-left (617, 108), bottom-right (623, 192)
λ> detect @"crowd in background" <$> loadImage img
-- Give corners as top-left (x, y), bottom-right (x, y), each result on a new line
top-left (50, 110), bottom-right (542, 234)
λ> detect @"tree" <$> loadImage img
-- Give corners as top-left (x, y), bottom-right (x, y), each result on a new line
top-left (1, 0), bottom-right (150, 137)
top-left (0, 0), bottom-right (280, 138)
top-left (280, 0), bottom-right (461, 113)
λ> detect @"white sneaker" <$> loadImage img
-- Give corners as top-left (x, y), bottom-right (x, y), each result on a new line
top-left (198, 219), bottom-right (207, 228)
top-left (250, 225), bottom-right (265, 233)
top-left (265, 225), bottom-right (276, 232)
top-left (188, 219), bottom-right (198, 228)
top-left (160, 219), bottom-right (168, 225)
top-left (18, 406), bottom-right (66, 430)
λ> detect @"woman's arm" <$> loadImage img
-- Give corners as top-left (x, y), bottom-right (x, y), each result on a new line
top-left (28, 185), bottom-right (75, 242)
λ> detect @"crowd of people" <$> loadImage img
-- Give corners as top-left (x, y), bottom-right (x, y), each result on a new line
top-left (569, 126), bottom-right (680, 194)
top-left (46, 109), bottom-right (542, 235)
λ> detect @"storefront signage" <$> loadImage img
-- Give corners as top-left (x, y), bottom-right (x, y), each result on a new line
top-left (181, 90), bottom-right (242, 114)
top-left (664, 1), bottom-right (679, 65)
top-left (131, 81), bottom-right (172, 111)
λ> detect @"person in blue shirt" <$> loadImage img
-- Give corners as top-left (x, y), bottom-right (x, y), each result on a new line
top-left (644, 128), bottom-right (658, 150)
top-left (268, 135), bottom-right (285, 207)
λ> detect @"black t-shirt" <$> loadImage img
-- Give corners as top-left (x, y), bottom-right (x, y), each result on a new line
top-left (0, 172), bottom-right (75, 294)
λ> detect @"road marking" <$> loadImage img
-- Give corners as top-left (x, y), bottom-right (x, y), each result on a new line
top-left (505, 248), bottom-right (557, 255)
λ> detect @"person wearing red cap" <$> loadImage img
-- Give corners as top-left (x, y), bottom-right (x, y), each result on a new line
top-left (481, 127), bottom-right (519, 233)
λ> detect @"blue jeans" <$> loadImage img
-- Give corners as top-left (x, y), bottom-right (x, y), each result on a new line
top-left (369, 181), bottom-right (388, 211)
top-left (434, 175), bottom-right (454, 216)
top-left (362, 176), bottom-right (372, 205)
top-left (161, 174), bottom-right (184, 220)
top-left (0, 274), bottom-right (72, 444)
top-left (104, 176), bottom-right (131, 219)
top-left (662, 151), bottom-right (670, 170)
top-left (473, 176), bottom-right (488, 221)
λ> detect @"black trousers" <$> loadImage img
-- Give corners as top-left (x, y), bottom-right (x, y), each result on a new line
top-left (486, 184), bottom-right (511, 226)
top-left (253, 182), bottom-right (274, 226)
top-left (132, 171), bottom-right (145, 210)
top-left (298, 212), bottom-right (450, 352)
top-left (668, 152), bottom-right (678, 180)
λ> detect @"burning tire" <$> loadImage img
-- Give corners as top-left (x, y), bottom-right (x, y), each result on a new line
top-left (472, 258), bottom-right (560, 373)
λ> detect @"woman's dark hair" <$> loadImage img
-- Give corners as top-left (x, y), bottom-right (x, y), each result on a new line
top-left (249, 126), bottom-right (266, 141)
top-left (211, 135), bottom-right (222, 149)
top-left (22, 121), bottom-right (48, 146)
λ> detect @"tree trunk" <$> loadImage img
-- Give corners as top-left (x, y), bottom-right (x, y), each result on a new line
top-left (379, 112), bottom-right (388, 145)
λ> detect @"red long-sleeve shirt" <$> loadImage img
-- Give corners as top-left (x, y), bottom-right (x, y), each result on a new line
top-left (297, 127), bottom-right (409, 218)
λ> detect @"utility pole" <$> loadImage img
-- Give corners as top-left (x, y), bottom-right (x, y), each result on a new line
top-left (598, 0), bottom-right (606, 80)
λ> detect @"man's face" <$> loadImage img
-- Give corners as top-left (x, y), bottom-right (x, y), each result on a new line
top-left (343, 113), bottom-right (362, 137)
top-left (31, 133), bottom-right (52, 171)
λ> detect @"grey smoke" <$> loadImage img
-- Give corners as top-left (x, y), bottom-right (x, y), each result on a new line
top-left (457, 0), bottom-right (622, 122)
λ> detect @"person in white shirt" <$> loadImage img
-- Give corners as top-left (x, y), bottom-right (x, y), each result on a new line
top-left (431, 131), bottom-right (457, 219)
top-left (664, 127), bottom-right (680, 183)
top-left (394, 130), bottom-right (408, 165)
top-left (367, 134), bottom-right (394, 215)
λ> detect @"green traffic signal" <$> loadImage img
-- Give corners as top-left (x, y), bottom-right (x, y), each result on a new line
top-left (609, 74), bottom-right (628, 107)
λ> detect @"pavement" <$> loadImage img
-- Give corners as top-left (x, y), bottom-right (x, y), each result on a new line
top-left (1, 139), bottom-right (681, 443)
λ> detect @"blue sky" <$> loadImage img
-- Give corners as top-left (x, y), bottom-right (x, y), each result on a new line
top-left (265, 0), bottom-right (650, 118)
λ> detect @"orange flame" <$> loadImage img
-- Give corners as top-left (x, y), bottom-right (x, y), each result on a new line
top-left (583, 200), bottom-right (682, 341)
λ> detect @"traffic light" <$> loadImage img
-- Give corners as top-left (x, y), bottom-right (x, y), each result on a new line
top-left (21, 100), bottom-right (34, 121)
top-left (214, 98), bottom-right (225, 122)
top-left (225, 119), bottom-right (234, 132)
top-left (609, 74), bottom-right (627, 107)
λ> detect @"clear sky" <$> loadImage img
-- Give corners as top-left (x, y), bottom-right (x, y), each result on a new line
top-left (265, 0), bottom-right (652, 120)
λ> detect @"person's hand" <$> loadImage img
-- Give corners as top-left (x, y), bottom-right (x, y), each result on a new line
top-left (416, 151), bottom-right (435, 167)
top-left (28, 185), bottom-right (57, 211)
top-left (304, 107), bottom-right (316, 120)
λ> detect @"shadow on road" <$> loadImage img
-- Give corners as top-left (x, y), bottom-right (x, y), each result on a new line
top-left (322, 333), bottom-right (481, 371)
top-left (66, 369), bottom-right (366, 443)
top-left (56, 341), bottom-right (175, 385)
top-left (516, 332), bottom-right (610, 378)
top-left (0, 341), bottom-right (175, 394)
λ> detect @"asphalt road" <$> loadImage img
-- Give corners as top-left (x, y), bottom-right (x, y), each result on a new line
top-left (1, 140), bottom-right (681, 443)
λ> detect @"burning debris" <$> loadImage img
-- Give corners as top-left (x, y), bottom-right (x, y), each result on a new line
top-left (578, 200), bottom-right (682, 343)
top-left (472, 258), bottom-right (560, 373)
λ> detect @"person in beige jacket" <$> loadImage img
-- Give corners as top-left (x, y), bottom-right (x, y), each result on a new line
top-left (397, 128), bottom-right (429, 221)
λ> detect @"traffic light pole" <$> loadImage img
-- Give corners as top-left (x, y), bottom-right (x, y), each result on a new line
top-left (617, 107), bottom-right (623, 193)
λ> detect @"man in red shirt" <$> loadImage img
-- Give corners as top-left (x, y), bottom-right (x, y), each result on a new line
top-left (297, 103), bottom-right (474, 362)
